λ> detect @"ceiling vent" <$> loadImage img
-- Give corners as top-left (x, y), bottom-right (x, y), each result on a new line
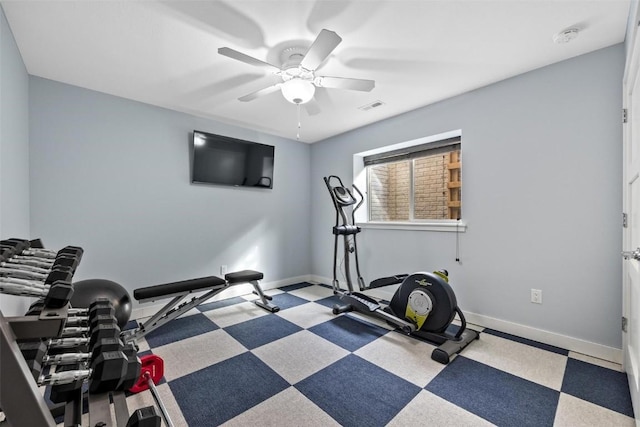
top-left (358, 100), bottom-right (385, 111)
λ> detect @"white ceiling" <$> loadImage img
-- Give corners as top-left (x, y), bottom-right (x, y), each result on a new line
top-left (1, 0), bottom-right (631, 143)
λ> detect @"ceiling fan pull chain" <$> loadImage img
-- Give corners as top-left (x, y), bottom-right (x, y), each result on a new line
top-left (296, 103), bottom-right (301, 140)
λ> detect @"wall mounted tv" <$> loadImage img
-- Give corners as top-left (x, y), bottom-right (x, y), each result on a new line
top-left (191, 130), bottom-right (275, 189)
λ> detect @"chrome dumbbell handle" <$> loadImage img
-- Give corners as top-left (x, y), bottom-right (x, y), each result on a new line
top-left (0, 262), bottom-right (51, 274)
top-left (0, 277), bottom-right (49, 289)
top-left (38, 369), bottom-right (91, 386)
top-left (60, 327), bottom-right (89, 337)
top-left (43, 352), bottom-right (91, 366)
top-left (9, 256), bottom-right (54, 268)
top-left (0, 267), bottom-right (46, 279)
top-left (0, 282), bottom-right (45, 297)
top-left (23, 249), bottom-right (57, 259)
top-left (49, 337), bottom-right (90, 348)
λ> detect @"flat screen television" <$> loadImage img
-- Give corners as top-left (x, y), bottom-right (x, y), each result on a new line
top-left (191, 130), bottom-right (275, 189)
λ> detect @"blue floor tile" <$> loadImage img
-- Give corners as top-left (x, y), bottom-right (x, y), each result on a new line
top-left (123, 319), bottom-right (139, 331)
top-left (426, 356), bottom-right (559, 427)
top-left (169, 352), bottom-right (289, 425)
top-left (144, 313), bottom-right (219, 348)
top-left (313, 294), bottom-right (345, 309)
top-left (561, 357), bottom-right (634, 417)
top-left (308, 315), bottom-right (390, 352)
top-left (296, 354), bottom-right (421, 426)
top-left (224, 314), bottom-right (302, 349)
top-left (197, 296), bottom-right (247, 312)
top-left (483, 329), bottom-right (568, 355)
top-left (269, 292), bottom-right (312, 310)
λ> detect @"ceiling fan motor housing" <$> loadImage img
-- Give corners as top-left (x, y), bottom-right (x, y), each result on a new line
top-left (218, 29), bottom-right (374, 107)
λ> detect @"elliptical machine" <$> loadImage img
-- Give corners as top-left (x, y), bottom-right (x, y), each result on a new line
top-left (323, 175), bottom-right (479, 364)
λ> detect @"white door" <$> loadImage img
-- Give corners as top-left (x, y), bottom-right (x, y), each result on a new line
top-left (624, 16), bottom-right (640, 424)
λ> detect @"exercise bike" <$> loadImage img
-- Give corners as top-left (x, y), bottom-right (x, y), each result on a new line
top-left (323, 175), bottom-right (479, 364)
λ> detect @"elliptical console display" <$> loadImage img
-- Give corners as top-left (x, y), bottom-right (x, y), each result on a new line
top-left (323, 175), bottom-right (479, 364)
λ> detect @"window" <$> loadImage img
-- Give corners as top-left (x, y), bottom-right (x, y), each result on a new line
top-left (364, 136), bottom-right (461, 222)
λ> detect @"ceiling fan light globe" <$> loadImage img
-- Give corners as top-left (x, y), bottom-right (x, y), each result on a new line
top-left (281, 79), bottom-right (315, 104)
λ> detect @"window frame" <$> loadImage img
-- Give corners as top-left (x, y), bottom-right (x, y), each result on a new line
top-left (353, 130), bottom-right (467, 233)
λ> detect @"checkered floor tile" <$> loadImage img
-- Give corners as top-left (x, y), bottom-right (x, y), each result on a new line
top-left (125, 282), bottom-right (636, 426)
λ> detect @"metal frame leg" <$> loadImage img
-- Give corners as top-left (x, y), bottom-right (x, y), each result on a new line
top-left (250, 280), bottom-right (279, 313)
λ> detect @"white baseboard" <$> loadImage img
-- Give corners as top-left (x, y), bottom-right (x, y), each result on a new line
top-left (309, 275), bottom-right (341, 288)
top-left (263, 275), bottom-right (314, 291)
top-left (131, 273), bottom-right (622, 363)
top-left (463, 312), bottom-right (622, 364)
top-left (131, 274), bottom-right (313, 320)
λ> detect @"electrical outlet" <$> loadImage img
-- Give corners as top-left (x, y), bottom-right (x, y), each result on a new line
top-left (220, 265), bottom-right (227, 275)
top-left (531, 289), bottom-right (542, 304)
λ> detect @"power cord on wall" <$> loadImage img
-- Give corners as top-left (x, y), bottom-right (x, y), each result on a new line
top-left (455, 218), bottom-right (461, 263)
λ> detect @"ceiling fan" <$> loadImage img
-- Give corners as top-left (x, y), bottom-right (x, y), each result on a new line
top-left (218, 29), bottom-right (375, 112)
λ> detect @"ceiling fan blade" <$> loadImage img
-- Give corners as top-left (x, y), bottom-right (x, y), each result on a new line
top-left (218, 47), bottom-right (281, 73)
top-left (238, 84), bottom-right (281, 102)
top-left (304, 98), bottom-right (322, 116)
top-left (300, 29), bottom-right (342, 71)
top-left (315, 76), bottom-right (375, 92)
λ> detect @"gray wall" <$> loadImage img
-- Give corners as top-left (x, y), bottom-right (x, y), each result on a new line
top-left (311, 45), bottom-right (624, 349)
top-left (1, 17), bottom-right (626, 350)
top-left (29, 77), bottom-right (311, 308)
top-left (0, 6), bottom-right (30, 315)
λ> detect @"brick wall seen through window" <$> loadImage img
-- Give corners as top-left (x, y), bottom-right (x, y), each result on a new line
top-left (368, 149), bottom-right (461, 221)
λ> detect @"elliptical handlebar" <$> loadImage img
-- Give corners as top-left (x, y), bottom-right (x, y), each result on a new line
top-left (350, 184), bottom-right (364, 225)
top-left (324, 175), bottom-right (344, 187)
top-left (323, 176), bottom-right (364, 217)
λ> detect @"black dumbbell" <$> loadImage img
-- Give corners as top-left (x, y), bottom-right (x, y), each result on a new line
top-left (45, 281), bottom-right (75, 309)
top-left (49, 363), bottom-right (85, 404)
top-left (19, 335), bottom-right (121, 380)
top-left (38, 351), bottom-right (129, 395)
top-left (0, 239), bottom-right (30, 253)
top-left (19, 339), bottom-right (76, 381)
top-left (89, 322), bottom-right (121, 349)
top-left (1, 239), bottom-right (83, 261)
top-left (49, 341), bottom-right (141, 403)
top-left (1, 254), bottom-right (80, 274)
top-left (43, 337), bottom-right (123, 366)
top-left (119, 343), bottom-right (142, 391)
top-left (126, 406), bottom-right (162, 427)
top-left (5, 243), bottom-right (82, 266)
top-left (88, 350), bottom-right (129, 393)
top-left (60, 317), bottom-right (118, 340)
top-left (0, 263), bottom-right (75, 282)
top-left (19, 337), bottom-right (91, 361)
top-left (0, 251), bottom-right (79, 272)
top-left (26, 297), bottom-right (113, 319)
top-left (0, 272), bottom-right (74, 309)
top-left (127, 407), bottom-right (162, 427)
top-left (38, 368), bottom-right (91, 387)
top-left (2, 268), bottom-right (73, 292)
top-left (58, 309), bottom-right (117, 328)
top-left (0, 259), bottom-right (50, 274)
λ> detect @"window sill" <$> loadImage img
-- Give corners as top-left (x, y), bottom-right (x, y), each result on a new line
top-left (357, 221), bottom-right (467, 232)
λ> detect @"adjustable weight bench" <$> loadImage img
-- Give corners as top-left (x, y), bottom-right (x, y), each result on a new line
top-left (121, 270), bottom-right (278, 344)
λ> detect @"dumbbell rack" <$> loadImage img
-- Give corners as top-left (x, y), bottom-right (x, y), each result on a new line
top-left (0, 309), bottom-right (142, 426)
top-left (0, 310), bottom-right (59, 426)
top-left (0, 239), bottom-right (158, 427)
